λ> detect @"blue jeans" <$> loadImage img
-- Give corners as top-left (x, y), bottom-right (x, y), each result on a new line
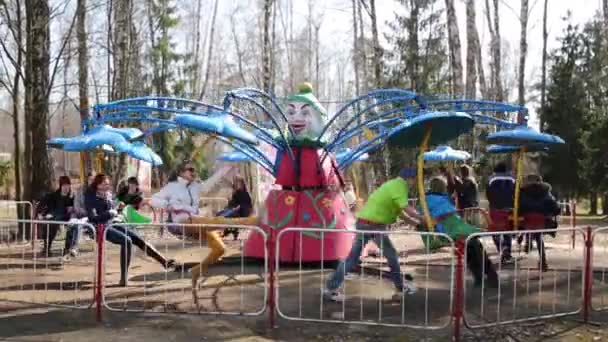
top-left (64, 225), bottom-right (81, 252)
top-left (326, 222), bottom-right (404, 291)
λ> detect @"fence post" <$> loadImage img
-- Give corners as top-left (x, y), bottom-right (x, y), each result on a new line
top-left (571, 200), bottom-right (577, 249)
top-left (582, 226), bottom-right (593, 323)
top-left (96, 224), bottom-right (105, 323)
top-left (266, 228), bottom-right (276, 329)
top-left (452, 239), bottom-right (465, 342)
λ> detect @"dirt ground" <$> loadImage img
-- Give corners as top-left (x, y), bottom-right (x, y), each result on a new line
top-left (0, 224), bottom-right (607, 341)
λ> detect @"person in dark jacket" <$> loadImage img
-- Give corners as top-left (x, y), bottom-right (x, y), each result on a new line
top-left (86, 174), bottom-right (176, 286)
top-left (454, 164), bottom-right (479, 209)
top-left (486, 162), bottom-right (516, 263)
top-left (37, 176), bottom-right (74, 256)
top-left (519, 175), bottom-right (560, 272)
top-left (219, 176), bottom-right (253, 240)
top-left (116, 177), bottom-right (143, 206)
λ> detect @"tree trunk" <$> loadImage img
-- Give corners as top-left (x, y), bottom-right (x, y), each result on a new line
top-left (589, 193), bottom-right (598, 216)
top-left (602, 193), bottom-right (608, 215)
top-left (540, 0), bottom-right (548, 131)
top-left (191, 0), bottom-right (202, 95)
top-left (357, 0), bottom-right (367, 93)
top-left (307, 0), bottom-right (313, 81)
top-left (352, 0), bottom-right (360, 96)
top-left (469, 0), bottom-right (487, 99)
top-left (230, 8), bottom-right (247, 85)
top-left (445, 0), bottom-right (464, 96)
top-left (77, 0), bottom-right (90, 176)
top-left (517, 0), bottom-right (529, 115)
top-left (369, 0), bottom-right (381, 87)
top-left (492, 0), bottom-right (503, 101)
top-left (407, 0), bottom-right (420, 90)
top-left (270, 0), bottom-right (277, 94)
top-left (11, 0), bottom-right (23, 200)
top-left (484, 0), bottom-right (503, 101)
top-left (465, 0), bottom-right (477, 98)
top-left (198, 0), bottom-right (219, 100)
top-left (25, 0), bottom-right (52, 201)
top-left (112, 0), bottom-right (131, 100)
top-left (261, 0), bottom-right (272, 93)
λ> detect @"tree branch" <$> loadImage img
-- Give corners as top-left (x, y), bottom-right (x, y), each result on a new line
top-left (46, 7), bottom-right (78, 99)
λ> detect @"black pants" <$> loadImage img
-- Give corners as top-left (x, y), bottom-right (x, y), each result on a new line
top-left (40, 223), bottom-right (61, 253)
top-left (467, 238), bottom-right (498, 284)
top-left (525, 233), bottom-right (547, 267)
top-left (110, 225), bottom-right (170, 268)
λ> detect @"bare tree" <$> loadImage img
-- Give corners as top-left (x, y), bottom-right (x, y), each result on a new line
top-left (198, 0), bottom-right (218, 100)
top-left (261, 0), bottom-right (273, 93)
top-left (25, 0), bottom-right (52, 200)
top-left (445, 0), bottom-right (464, 95)
top-left (540, 0), bottom-right (548, 130)
top-left (485, 0), bottom-right (503, 101)
top-left (517, 0), bottom-right (529, 114)
top-left (351, 0), bottom-right (360, 96)
top-left (230, 5), bottom-right (246, 85)
top-left (359, 0), bottom-right (382, 88)
top-left (77, 0), bottom-right (90, 174)
top-left (465, 0), bottom-right (476, 98)
top-left (356, 0), bottom-right (367, 92)
top-left (191, 0), bottom-right (202, 95)
top-left (0, 0), bottom-right (24, 200)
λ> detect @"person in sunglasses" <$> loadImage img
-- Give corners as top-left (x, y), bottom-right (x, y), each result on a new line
top-left (150, 160), bottom-right (228, 306)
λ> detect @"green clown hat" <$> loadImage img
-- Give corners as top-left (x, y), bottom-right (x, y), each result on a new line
top-left (286, 82), bottom-right (327, 118)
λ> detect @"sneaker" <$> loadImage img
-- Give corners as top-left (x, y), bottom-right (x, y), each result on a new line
top-left (392, 283), bottom-right (417, 301)
top-left (322, 288), bottom-right (345, 302)
top-left (402, 278), bottom-right (418, 295)
top-left (539, 262), bottom-right (549, 272)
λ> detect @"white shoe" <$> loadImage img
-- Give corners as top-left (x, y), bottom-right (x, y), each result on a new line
top-left (322, 288), bottom-right (345, 302)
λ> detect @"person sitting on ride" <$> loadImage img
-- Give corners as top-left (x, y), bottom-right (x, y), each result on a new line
top-left (37, 175), bottom-right (74, 257)
top-left (150, 160), bottom-right (225, 275)
top-left (519, 174), bottom-right (560, 272)
top-left (86, 174), bottom-right (177, 286)
top-left (486, 162), bottom-right (516, 264)
top-left (116, 176), bottom-right (143, 207)
top-left (218, 175), bottom-right (253, 240)
top-left (121, 195), bottom-right (153, 224)
top-left (419, 177), bottom-right (498, 288)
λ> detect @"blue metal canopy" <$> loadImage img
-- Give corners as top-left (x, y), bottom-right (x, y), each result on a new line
top-left (486, 144), bottom-right (550, 154)
top-left (387, 112), bottom-right (475, 148)
top-left (217, 151), bottom-right (252, 163)
top-left (424, 145), bottom-right (471, 161)
top-left (486, 127), bottom-right (565, 146)
top-left (124, 141), bottom-right (163, 166)
top-left (174, 114), bottom-right (258, 145)
top-left (47, 125), bottom-right (131, 152)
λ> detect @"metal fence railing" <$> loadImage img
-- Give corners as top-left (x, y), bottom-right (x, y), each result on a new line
top-left (0, 219), bottom-right (97, 309)
top-left (101, 223), bottom-right (267, 316)
top-left (275, 227), bottom-right (455, 329)
top-left (462, 228), bottom-right (585, 328)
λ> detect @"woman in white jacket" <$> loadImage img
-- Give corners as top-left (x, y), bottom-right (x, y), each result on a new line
top-left (150, 160), bottom-right (226, 304)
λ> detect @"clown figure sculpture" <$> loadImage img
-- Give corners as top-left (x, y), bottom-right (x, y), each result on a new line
top-left (243, 83), bottom-right (355, 263)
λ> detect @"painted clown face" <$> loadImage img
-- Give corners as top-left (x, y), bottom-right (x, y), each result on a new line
top-left (286, 101), bottom-right (325, 140)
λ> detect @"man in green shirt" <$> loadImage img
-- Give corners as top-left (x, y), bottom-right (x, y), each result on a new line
top-left (324, 168), bottom-right (422, 302)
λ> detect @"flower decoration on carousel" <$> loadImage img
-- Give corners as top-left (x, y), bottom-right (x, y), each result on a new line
top-left (321, 198), bottom-right (333, 209)
top-left (284, 195), bottom-right (296, 206)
